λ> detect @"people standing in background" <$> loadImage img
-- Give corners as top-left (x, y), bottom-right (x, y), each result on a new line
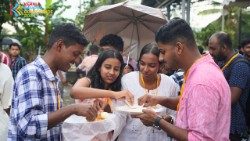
top-left (209, 32), bottom-right (250, 141)
top-left (0, 58), bottom-right (14, 140)
top-left (170, 69), bottom-right (184, 89)
top-left (240, 38), bottom-right (250, 132)
top-left (240, 38), bottom-right (250, 61)
top-left (159, 57), bottom-right (184, 88)
top-left (8, 43), bottom-right (27, 79)
top-left (99, 34), bottom-right (124, 53)
top-left (123, 56), bottom-right (137, 71)
top-left (0, 51), bottom-right (10, 66)
top-left (99, 34), bottom-right (137, 70)
top-left (78, 44), bottom-right (99, 75)
top-left (123, 63), bottom-right (134, 74)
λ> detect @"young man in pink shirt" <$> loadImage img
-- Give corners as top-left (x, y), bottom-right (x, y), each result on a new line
top-left (136, 18), bottom-right (231, 140)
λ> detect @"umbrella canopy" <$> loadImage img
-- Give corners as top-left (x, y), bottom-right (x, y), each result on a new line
top-left (1, 37), bottom-right (21, 46)
top-left (222, 0), bottom-right (250, 7)
top-left (83, 1), bottom-right (167, 59)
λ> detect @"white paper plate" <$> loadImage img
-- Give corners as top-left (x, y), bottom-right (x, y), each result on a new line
top-left (115, 105), bottom-right (164, 115)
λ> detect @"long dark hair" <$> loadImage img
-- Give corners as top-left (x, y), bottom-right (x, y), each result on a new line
top-left (87, 50), bottom-right (124, 91)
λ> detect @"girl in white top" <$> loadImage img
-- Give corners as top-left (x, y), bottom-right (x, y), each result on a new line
top-left (117, 43), bottom-right (179, 141)
top-left (0, 62), bottom-right (14, 140)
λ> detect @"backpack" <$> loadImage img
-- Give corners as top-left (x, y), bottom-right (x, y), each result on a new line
top-left (228, 57), bottom-right (250, 128)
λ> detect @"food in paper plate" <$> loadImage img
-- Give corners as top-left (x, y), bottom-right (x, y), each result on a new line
top-left (95, 112), bottom-right (109, 121)
top-left (115, 105), bottom-right (164, 115)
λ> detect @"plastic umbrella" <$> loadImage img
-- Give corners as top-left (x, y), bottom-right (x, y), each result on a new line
top-left (1, 37), bottom-right (21, 46)
top-left (83, 1), bottom-right (167, 59)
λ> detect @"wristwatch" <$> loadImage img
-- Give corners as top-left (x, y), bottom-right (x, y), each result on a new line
top-left (153, 116), bottom-right (163, 130)
top-left (162, 115), bottom-right (174, 124)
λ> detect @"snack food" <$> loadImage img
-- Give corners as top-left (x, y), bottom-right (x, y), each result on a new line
top-left (95, 112), bottom-right (109, 121)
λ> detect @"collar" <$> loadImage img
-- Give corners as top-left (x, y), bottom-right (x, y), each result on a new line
top-left (33, 57), bottom-right (57, 82)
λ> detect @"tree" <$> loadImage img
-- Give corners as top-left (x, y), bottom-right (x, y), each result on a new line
top-left (239, 10), bottom-right (250, 41)
top-left (2, 0), bottom-right (72, 61)
top-left (195, 6), bottom-right (250, 49)
top-left (195, 18), bottom-right (221, 47)
top-left (0, 0), bottom-right (17, 37)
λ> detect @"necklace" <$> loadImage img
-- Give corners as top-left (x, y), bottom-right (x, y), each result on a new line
top-left (140, 73), bottom-right (159, 96)
top-left (221, 53), bottom-right (239, 71)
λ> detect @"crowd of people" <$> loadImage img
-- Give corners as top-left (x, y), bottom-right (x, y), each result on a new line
top-left (0, 17), bottom-right (249, 141)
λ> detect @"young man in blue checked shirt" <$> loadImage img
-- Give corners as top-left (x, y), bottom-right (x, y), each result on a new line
top-left (8, 23), bottom-right (102, 140)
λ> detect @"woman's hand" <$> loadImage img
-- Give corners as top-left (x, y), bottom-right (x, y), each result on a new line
top-left (138, 94), bottom-right (159, 107)
top-left (113, 90), bottom-right (134, 105)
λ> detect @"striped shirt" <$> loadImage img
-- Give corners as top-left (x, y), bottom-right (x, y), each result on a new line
top-left (10, 56), bottom-right (27, 79)
top-left (8, 57), bottom-right (62, 141)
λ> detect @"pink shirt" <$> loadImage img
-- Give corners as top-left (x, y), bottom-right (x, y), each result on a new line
top-left (0, 52), bottom-right (10, 66)
top-left (78, 55), bottom-right (98, 72)
top-left (176, 54), bottom-right (231, 141)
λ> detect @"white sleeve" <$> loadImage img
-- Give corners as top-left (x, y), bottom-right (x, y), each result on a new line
top-left (121, 75), bottom-right (128, 90)
top-left (2, 75), bottom-right (14, 109)
top-left (165, 78), bottom-right (179, 120)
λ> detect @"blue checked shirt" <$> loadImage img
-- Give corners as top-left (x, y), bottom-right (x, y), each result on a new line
top-left (170, 69), bottom-right (184, 89)
top-left (10, 56), bottom-right (27, 79)
top-left (8, 57), bottom-right (62, 141)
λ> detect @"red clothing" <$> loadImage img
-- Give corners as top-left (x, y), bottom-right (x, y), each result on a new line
top-left (78, 55), bottom-right (98, 73)
top-left (0, 52), bottom-right (10, 66)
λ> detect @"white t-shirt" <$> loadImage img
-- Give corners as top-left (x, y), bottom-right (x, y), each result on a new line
top-left (0, 63), bottom-right (14, 139)
top-left (117, 71), bottom-right (179, 141)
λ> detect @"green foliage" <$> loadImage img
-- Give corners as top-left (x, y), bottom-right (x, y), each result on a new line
top-left (195, 14), bottom-right (239, 49)
top-left (240, 10), bottom-right (250, 41)
top-left (0, 0), bottom-right (17, 37)
top-left (195, 6), bottom-right (250, 50)
top-left (1, 0), bottom-right (72, 61)
top-left (195, 18), bottom-right (221, 47)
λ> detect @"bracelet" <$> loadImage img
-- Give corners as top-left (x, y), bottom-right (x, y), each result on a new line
top-left (162, 115), bottom-right (174, 124)
top-left (153, 116), bottom-right (163, 130)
